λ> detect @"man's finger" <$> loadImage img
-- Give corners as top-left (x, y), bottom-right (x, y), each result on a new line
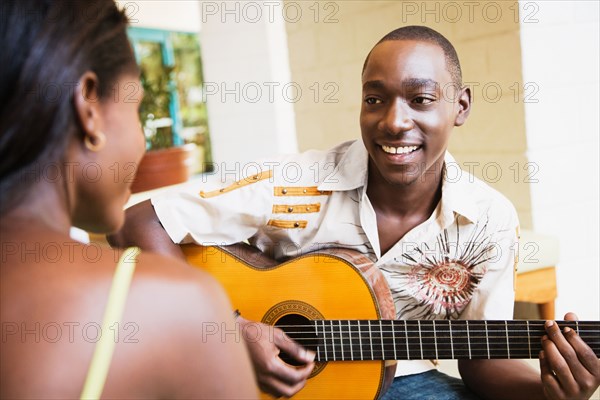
top-left (563, 312), bottom-right (578, 322)
top-left (260, 373), bottom-right (309, 398)
top-left (541, 333), bottom-right (579, 394)
top-left (274, 329), bottom-right (316, 364)
top-left (263, 356), bottom-right (313, 386)
top-left (562, 326), bottom-right (600, 374)
top-left (539, 350), bottom-right (564, 400)
top-left (544, 321), bottom-right (590, 378)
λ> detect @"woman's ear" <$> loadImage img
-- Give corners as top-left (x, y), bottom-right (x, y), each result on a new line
top-left (73, 71), bottom-right (103, 145)
top-left (454, 86), bottom-right (472, 127)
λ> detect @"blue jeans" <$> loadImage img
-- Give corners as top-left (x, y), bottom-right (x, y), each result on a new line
top-left (380, 370), bottom-right (480, 400)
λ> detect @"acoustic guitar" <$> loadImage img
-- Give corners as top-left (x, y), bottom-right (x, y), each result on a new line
top-left (182, 243), bottom-right (600, 400)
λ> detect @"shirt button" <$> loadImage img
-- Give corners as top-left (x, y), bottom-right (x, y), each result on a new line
top-left (294, 222), bottom-right (300, 228)
top-left (281, 188), bottom-right (287, 194)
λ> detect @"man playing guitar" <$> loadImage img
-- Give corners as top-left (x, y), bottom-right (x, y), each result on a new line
top-left (110, 26), bottom-right (600, 400)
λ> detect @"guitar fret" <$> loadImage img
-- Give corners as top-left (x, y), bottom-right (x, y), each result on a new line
top-left (339, 320), bottom-right (344, 360)
top-left (526, 320), bottom-right (532, 359)
top-left (505, 320), bottom-right (511, 359)
top-left (417, 320), bottom-right (424, 360)
top-left (348, 321), bottom-right (353, 360)
top-left (404, 321), bottom-right (410, 360)
top-left (358, 321), bottom-right (364, 360)
top-left (314, 320), bottom-right (321, 362)
top-left (379, 320), bottom-right (385, 360)
top-left (331, 320), bottom-right (336, 361)
top-left (576, 320), bottom-right (580, 335)
top-left (432, 320), bottom-right (452, 359)
top-left (449, 321), bottom-right (455, 359)
top-left (391, 320), bottom-right (397, 360)
top-left (368, 320), bottom-right (374, 360)
top-left (508, 320), bottom-right (529, 359)
top-left (466, 320), bottom-right (472, 359)
top-left (433, 320), bottom-right (439, 360)
top-left (452, 320), bottom-right (470, 359)
top-left (484, 321), bottom-right (491, 359)
top-left (489, 321), bottom-right (509, 359)
top-left (420, 320), bottom-right (438, 359)
top-left (322, 320), bottom-right (328, 361)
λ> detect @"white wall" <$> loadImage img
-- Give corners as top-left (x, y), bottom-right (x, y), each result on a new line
top-left (117, 0), bottom-right (201, 32)
top-left (519, 0), bottom-right (599, 320)
top-left (197, 0), bottom-right (298, 171)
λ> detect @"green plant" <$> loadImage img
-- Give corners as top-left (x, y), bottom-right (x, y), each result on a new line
top-left (139, 64), bottom-right (175, 150)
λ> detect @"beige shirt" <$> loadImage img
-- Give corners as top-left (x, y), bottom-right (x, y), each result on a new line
top-left (153, 140), bottom-right (519, 376)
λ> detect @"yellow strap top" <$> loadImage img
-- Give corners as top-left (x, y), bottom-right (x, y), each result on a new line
top-left (80, 247), bottom-right (139, 400)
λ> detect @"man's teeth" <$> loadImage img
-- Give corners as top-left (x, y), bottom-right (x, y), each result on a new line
top-left (381, 145), bottom-right (419, 155)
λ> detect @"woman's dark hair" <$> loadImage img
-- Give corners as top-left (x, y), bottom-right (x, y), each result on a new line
top-left (0, 0), bottom-right (138, 212)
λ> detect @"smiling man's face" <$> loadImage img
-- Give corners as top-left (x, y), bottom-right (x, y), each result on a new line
top-left (360, 39), bottom-right (469, 187)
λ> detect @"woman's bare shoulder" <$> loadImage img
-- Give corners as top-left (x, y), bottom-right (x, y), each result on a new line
top-left (1, 238), bottom-right (256, 398)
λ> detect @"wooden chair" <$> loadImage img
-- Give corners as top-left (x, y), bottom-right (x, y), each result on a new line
top-left (515, 230), bottom-right (559, 320)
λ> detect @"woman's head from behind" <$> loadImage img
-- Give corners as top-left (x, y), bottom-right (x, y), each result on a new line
top-left (0, 0), bottom-right (145, 233)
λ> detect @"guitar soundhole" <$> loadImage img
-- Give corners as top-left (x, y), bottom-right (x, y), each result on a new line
top-left (275, 314), bottom-right (320, 366)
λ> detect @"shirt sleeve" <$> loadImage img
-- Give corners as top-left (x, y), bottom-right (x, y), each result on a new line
top-left (151, 171), bottom-right (274, 246)
top-left (460, 201), bottom-right (520, 320)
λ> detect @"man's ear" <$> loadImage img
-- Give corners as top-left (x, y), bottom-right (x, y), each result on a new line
top-left (73, 71), bottom-right (103, 145)
top-left (454, 86), bottom-right (472, 127)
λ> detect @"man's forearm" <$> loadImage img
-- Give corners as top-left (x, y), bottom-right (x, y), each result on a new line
top-left (459, 359), bottom-right (545, 400)
top-left (108, 200), bottom-right (186, 260)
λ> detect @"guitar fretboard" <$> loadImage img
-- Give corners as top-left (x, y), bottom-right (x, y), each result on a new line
top-left (283, 320), bottom-right (600, 361)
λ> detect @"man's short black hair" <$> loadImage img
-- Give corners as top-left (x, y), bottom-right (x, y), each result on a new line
top-left (362, 25), bottom-right (463, 86)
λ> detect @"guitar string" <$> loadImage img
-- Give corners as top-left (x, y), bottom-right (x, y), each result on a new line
top-left (272, 331), bottom-right (600, 337)
top-left (269, 326), bottom-right (599, 333)
top-left (267, 337), bottom-right (600, 344)
top-left (281, 341), bottom-right (600, 358)
top-left (271, 322), bottom-right (599, 328)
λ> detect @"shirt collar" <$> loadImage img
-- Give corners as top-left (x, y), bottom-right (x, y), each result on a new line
top-left (318, 140), bottom-right (479, 224)
top-left (318, 140), bottom-right (368, 191)
top-left (439, 152), bottom-right (479, 224)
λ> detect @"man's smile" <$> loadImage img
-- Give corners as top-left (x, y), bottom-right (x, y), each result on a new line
top-left (380, 144), bottom-right (420, 155)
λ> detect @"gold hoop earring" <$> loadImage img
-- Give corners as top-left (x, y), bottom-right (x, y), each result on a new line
top-left (84, 131), bottom-right (106, 152)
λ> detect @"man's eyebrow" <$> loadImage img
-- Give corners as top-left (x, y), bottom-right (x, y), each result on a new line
top-left (402, 78), bottom-right (439, 90)
top-left (362, 80), bottom-right (386, 91)
top-left (362, 78), bottom-right (440, 91)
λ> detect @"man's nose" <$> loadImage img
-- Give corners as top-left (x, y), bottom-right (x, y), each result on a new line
top-left (380, 98), bottom-right (413, 134)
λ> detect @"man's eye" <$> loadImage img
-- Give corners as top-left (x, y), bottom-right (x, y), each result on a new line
top-left (365, 97), bottom-right (382, 105)
top-left (413, 96), bottom-right (434, 105)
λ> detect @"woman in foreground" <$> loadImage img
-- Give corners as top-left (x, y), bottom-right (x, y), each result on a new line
top-left (0, 0), bottom-right (257, 398)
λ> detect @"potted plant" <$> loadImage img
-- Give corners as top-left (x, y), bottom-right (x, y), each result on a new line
top-left (130, 64), bottom-right (196, 193)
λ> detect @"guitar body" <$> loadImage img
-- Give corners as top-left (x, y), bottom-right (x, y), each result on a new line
top-left (182, 243), bottom-right (397, 399)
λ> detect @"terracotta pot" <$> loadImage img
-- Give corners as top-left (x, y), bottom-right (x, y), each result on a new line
top-left (131, 143), bottom-right (196, 193)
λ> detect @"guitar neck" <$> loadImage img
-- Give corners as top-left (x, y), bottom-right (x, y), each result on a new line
top-left (296, 320), bottom-right (600, 361)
